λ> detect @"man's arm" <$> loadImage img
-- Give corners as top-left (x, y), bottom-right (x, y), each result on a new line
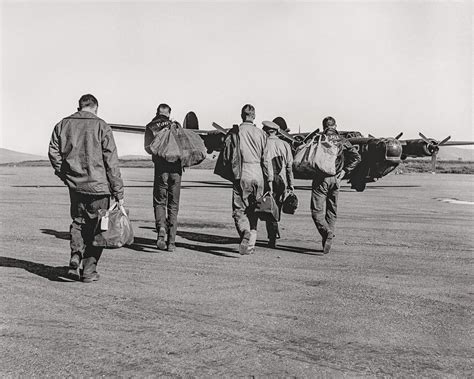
top-left (144, 124), bottom-right (154, 155)
top-left (261, 134), bottom-right (273, 191)
top-left (285, 143), bottom-right (294, 189)
top-left (48, 122), bottom-right (66, 182)
top-left (342, 140), bottom-right (361, 175)
top-left (101, 123), bottom-right (124, 200)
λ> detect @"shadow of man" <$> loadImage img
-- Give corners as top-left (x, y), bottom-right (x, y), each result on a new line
top-left (40, 229), bottom-right (70, 240)
top-left (177, 230), bottom-right (322, 255)
top-left (0, 256), bottom-right (74, 282)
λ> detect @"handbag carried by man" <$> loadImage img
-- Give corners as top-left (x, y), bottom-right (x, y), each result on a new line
top-left (92, 202), bottom-right (134, 248)
top-left (255, 192), bottom-right (279, 222)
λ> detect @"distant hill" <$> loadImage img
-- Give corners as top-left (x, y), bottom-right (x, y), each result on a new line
top-left (120, 155), bottom-right (149, 160)
top-left (0, 148), bottom-right (46, 164)
top-left (436, 146), bottom-right (474, 161)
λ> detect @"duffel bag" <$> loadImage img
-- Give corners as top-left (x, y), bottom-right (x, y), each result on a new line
top-left (92, 202), bottom-right (134, 248)
top-left (255, 192), bottom-right (279, 222)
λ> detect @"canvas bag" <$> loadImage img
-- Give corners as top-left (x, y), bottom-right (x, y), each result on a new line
top-left (149, 122), bottom-right (206, 167)
top-left (255, 192), bottom-right (279, 222)
top-left (314, 134), bottom-right (338, 175)
top-left (172, 127), bottom-right (207, 167)
top-left (92, 202), bottom-right (134, 248)
top-left (149, 123), bottom-right (181, 163)
top-left (293, 134), bottom-right (338, 177)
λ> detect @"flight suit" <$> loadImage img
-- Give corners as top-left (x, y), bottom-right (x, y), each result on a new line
top-left (263, 135), bottom-right (294, 242)
top-left (232, 122), bottom-right (266, 253)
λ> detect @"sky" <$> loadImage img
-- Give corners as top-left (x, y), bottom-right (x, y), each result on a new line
top-left (1, 0), bottom-right (472, 156)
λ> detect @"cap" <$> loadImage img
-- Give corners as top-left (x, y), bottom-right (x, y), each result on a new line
top-left (262, 120), bottom-right (280, 130)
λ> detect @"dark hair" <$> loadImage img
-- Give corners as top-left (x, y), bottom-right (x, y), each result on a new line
top-left (157, 103), bottom-right (171, 115)
top-left (322, 116), bottom-right (336, 129)
top-left (78, 94), bottom-right (98, 110)
top-left (241, 104), bottom-right (255, 121)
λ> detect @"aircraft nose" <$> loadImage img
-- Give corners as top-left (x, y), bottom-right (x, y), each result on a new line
top-left (385, 138), bottom-right (403, 160)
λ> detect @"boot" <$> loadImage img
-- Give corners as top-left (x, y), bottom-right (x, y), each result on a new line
top-left (239, 230), bottom-right (251, 255)
top-left (323, 232), bottom-right (334, 254)
top-left (156, 227), bottom-right (167, 250)
top-left (248, 230), bottom-right (257, 254)
top-left (82, 256), bottom-right (99, 283)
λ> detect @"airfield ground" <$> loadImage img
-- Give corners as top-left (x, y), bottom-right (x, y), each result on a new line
top-left (0, 167), bottom-right (472, 377)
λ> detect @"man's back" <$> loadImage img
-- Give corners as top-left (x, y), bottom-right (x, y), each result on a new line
top-left (49, 110), bottom-right (123, 197)
top-left (264, 135), bottom-right (293, 185)
top-left (239, 122), bottom-right (266, 165)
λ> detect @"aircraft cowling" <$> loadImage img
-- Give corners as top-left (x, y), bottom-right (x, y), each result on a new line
top-left (366, 138), bottom-right (403, 162)
top-left (203, 133), bottom-right (226, 153)
top-left (402, 139), bottom-right (435, 159)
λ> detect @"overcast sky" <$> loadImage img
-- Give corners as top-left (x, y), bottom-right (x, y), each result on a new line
top-left (1, 0), bottom-right (472, 156)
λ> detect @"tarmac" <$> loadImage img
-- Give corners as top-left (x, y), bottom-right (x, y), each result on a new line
top-left (1, 167), bottom-right (472, 377)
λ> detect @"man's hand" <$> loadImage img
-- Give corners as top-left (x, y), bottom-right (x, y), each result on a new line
top-left (267, 181), bottom-right (273, 194)
top-left (116, 198), bottom-right (124, 207)
top-left (337, 170), bottom-right (345, 182)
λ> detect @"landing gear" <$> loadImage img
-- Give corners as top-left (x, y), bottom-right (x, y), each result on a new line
top-left (351, 180), bottom-right (366, 192)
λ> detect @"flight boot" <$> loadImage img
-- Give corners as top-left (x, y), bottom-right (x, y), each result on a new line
top-left (268, 238), bottom-right (277, 249)
top-left (156, 227), bottom-right (167, 251)
top-left (67, 253), bottom-right (81, 281)
top-left (81, 257), bottom-right (100, 283)
top-left (323, 232), bottom-right (334, 255)
top-left (248, 230), bottom-right (257, 254)
top-left (239, 230), bottom-right (251, 255)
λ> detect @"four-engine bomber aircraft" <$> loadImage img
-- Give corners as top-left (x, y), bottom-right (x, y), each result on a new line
top-left (110, 112), bottom-right (473, 192)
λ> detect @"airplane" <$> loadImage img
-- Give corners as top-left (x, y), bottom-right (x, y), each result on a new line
top-left (110, 112), bottom-right (474, 192)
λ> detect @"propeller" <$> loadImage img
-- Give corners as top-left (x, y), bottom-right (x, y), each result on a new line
top-left (395, 132), bottom-right (403, 140)
top-left (418, 133), bottom-right (452, 173)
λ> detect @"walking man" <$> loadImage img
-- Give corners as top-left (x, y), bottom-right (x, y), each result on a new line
top-left (49, 94), bottom-right (124, 282)
top-left (232, 104), bottom-right (267, 255)
top-left (144, 104), bottom-right (181, 252)
top-left (262, 120), bottom-right (294, 248)
top-left (311, 116), bottom-right (361, 254)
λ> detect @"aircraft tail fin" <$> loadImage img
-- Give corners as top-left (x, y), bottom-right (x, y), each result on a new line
top-left (183, 111), bottom-right (199, 130)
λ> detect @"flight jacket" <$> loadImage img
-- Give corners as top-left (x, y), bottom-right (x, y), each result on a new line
top-left (325, 128), bottom-right (361, 176)
top-left (48, 111), bottom-right (124, 199)
top-left (214, 125), bottom-right (241, 182)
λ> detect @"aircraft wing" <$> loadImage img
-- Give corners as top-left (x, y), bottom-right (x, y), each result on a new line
top-left (441, 141), bottom-right (474, 146)
top-left (109, 123), bottom-right (145, 134)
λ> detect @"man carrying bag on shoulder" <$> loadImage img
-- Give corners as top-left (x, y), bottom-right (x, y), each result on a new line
top-left (144, 104), bottom-right (182, 252)
top-left (311, 116), bottom-right (360, 254)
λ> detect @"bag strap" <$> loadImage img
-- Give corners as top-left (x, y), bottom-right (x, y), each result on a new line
top-left (107, 201), bottom-right (127, 216)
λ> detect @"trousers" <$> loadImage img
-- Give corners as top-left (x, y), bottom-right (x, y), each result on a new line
top-left (265, 176), bottom-right (286, 240)
top-left (69, 190), bottom-right (109, 275)
top-left (311, 175), bottom-right (339, 239)
top-left (153, 164), bottom-right (182, 244)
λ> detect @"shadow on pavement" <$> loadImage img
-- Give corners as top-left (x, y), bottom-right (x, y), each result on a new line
top-left (40, 228), bottom-right (237, 257)
top-left (41, 229), bottom-right (70, 240)
top-left (177, 230), bottom-right (239, 244)
top-left (40, 228), bottom-right (319, 257)
top-left (129, 236), bottom-right (238, 258)
top-left (177, 230), bottom-right (322, 255)
top-left (0, 256), bottom-right (74, 282)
